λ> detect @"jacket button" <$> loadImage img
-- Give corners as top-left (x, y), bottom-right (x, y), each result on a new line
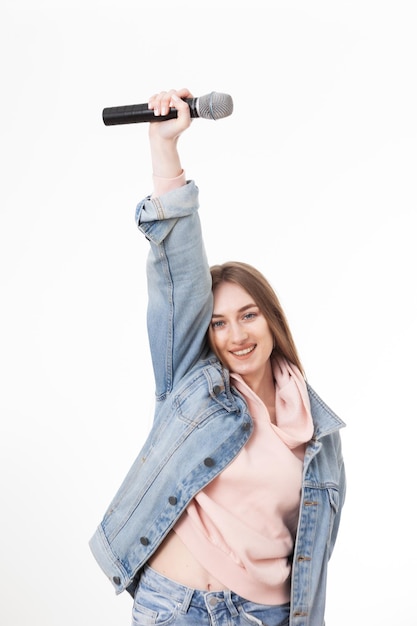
top-left (168, 496), bottom-right (177, 505)
top-left (213, 384), bottom-right (221, 396)
top-left (112, 576), bottom-right (121, 585)
top-left (140, 536), bottom-right (149, 546)
top-left (204, 457), bottom-right (215, 467)
top-left (242, 421), bottom-right (251, 431)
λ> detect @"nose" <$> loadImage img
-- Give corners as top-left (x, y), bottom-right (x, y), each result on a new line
top-left (229, 322), bottom-right (249, 344)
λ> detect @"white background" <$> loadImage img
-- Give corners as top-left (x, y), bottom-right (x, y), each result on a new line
top-left (1, 1), bottom-right (416, 624)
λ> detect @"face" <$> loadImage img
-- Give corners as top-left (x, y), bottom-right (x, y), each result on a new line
top-left (209, 281), bottom-right (274, 385)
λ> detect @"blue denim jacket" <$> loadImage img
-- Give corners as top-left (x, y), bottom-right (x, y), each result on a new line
top-left (89, 181), bottom-right (346, 626)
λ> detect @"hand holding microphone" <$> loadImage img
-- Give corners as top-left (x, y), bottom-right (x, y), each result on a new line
top-left (102, 88), bottom-right (233, 187)
top-left (102, 90), bottom-right (233, 126)
top-left (147, 89), bottom-right (196, 143)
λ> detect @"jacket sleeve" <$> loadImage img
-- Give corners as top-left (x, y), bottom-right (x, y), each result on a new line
top-left (135, 181), bottom-right (213, 400)
top-left (329, 442), bottom-right (346, 559)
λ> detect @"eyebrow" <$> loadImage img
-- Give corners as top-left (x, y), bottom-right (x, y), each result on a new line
top-left (211, 303), bottom-right (258, 319)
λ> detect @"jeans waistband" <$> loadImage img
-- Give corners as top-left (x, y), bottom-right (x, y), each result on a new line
top-left (141, 565), bottom-right (243, 615)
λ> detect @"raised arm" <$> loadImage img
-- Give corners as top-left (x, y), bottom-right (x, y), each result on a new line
top-left (136, 89), bottom-right (213, 401)
top-left (148, 88), bottom-right (192, 193)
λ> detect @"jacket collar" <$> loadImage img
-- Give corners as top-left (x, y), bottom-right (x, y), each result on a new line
top-left (306, 382), bottom-right (346, 439)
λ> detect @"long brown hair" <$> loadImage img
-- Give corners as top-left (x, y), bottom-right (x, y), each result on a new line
top-left (209, 261), bottom-right (304, 376)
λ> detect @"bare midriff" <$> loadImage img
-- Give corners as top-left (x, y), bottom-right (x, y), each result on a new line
top-left (148, 529), bottom-right (229, 592)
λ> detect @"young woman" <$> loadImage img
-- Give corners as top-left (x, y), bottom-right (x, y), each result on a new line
top-left (90, 88), bottom-right (346, 626)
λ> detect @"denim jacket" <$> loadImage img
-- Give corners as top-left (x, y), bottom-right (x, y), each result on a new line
top-left (89, 181), bottom-right (346, 626)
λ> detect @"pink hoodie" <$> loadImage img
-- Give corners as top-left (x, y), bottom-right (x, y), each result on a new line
top-left (175, 359), bottom-right (314, 604)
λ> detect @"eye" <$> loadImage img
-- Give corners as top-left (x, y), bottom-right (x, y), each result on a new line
top-left (243, 311), bottom-right (257, 321)
top-left (211, 320), bottom-right (224, 329)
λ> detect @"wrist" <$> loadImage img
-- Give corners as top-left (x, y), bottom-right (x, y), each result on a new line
top-left (150, 135), bottom-right (182, 180)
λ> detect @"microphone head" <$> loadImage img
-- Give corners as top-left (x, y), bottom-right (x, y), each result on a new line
top-left (197, 92), bottom-right (234, 120)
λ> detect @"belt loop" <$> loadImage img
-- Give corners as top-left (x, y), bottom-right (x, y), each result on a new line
top-left (224, 591), bottom-right (239, 617)
top-left (179, 587), bottom-right (194, 614)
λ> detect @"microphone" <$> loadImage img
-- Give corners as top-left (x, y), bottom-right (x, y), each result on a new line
top-left (102, 92), bottom-right (233, 126)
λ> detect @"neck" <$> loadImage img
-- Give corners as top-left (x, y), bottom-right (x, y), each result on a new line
top-left (242, 360), bottom-right (276, 418)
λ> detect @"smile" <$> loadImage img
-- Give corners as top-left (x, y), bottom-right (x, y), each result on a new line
top-left (231, 346), bottom-right (255, 357)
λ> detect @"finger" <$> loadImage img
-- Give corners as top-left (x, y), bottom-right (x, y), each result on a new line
top-left (148, 91), bottom-right (168, 116)
top-left (158, 91), bottom-right (173, 116)
top-left (174, 87), bottom-right (194, 100)
top-left (170, 93), bottom-right (191, 120)
top-left (149, 88), bottom-right (193, 113)
top-left (148, 93), bottom-right (158, 110)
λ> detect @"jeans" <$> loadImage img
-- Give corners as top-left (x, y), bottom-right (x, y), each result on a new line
top-left (132, 566), bottom-right (290, 626)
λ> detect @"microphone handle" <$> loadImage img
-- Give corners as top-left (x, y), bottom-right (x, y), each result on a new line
top-left (102, 98), bottom-right (198, 126)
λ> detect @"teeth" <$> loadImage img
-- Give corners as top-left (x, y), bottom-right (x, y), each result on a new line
top-left (233, 346), bottom-right (254, 356)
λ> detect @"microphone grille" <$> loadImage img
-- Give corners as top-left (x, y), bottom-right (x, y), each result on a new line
top-left (198, 92), bottom-right (234, 120)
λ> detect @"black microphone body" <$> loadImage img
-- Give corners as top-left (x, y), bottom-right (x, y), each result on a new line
top-left (102, 92), bottom-right (233, 126)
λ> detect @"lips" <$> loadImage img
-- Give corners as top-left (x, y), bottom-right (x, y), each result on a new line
top-left (231, 345), bottom-right (256, 357)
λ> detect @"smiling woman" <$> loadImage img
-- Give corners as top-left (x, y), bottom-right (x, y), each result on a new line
top-left (89, 88), bottom-right (346, 626)
top-left (208, 280), bottom-right (276, 396)
top-left (209, 259), bottom-right (304, 370)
